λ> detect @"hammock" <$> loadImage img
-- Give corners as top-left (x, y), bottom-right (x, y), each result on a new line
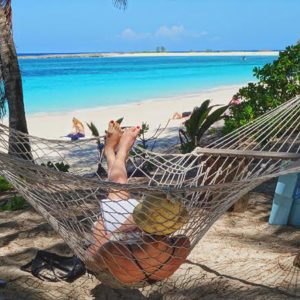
top-left (1, 95), bottom-right (300, 291)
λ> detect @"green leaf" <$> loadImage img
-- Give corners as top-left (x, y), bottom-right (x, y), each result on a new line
top-left (179, 100), bottom-right (228, 152)
top-left (197, 105), bottom-right (229, 140)
top-left (86, 122), bottom-right (100, 137)
top-left (186, 100), bottom-right (211, 140)
top-left (0, 196), bottom-right (28, 211)
top-left (224, 42), bottom-right (300, 133)
top-left (0, 176), bottom-right (13, 192)
top-left (116, 117), bottom-right (124, 125)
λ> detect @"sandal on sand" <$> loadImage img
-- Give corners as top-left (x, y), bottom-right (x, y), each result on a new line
top-left (21, 250), bottom-right (86, 283)
top-left (0, 279), bottom-right (7, 288)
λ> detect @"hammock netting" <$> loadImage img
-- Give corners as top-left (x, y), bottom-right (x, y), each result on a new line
top-left (1, 95), bottom-right (300, 295)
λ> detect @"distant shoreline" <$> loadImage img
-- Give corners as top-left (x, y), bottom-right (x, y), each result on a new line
top-left (18, 51), bottom-right (279, 60)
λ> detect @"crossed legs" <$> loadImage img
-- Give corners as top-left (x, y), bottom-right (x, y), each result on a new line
top-left (86, 122), bottom-right (191, 283)
top-left (89, 121), bottom-right (140, 253)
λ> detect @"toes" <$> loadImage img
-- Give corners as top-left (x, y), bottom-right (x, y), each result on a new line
top-left (105, 130), bottom-right (112, 138)
top-left (134, 126), bottom-right (141, 135)
top-left (124, 128), bottom-right (131, 134)
top-left (108, 120), bottom-right (114, 132)
top-left (131, 126), bottom-right (140, 132)
top-left (113, 121), bottom-right (120, 130)
top-left (115, 122), bottom-right (123, 134)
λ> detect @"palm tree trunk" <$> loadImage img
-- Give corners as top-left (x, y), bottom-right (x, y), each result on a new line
top-left (0, 6), bottom-right (31, 159)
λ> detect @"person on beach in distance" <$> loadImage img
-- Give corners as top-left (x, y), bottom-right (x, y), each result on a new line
top-left (172, 111), bottom-right (192, 121)
top-left (86, 121), bottom-right (190, 285)
top-left (229, 96), bottom-right (241, 106)
top-left (172, 96), bottom-right (241, 122)
top-left (67, 117), bottom-right (85, 141)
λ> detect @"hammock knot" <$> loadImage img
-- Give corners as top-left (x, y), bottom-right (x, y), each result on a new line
top-left (217, 169), bottom-right (223, 176)
top-left (260, 163), bottom-right (267, 169)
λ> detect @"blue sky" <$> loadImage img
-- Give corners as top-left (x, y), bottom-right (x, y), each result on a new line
top-left (12, 0), bottom-right (300, 54)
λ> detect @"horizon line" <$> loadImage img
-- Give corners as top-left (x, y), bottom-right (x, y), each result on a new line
top-left (17, 49), bottom-right (282, 55)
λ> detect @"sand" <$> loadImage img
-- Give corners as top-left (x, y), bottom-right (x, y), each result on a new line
top-left (19, 51), bottom-right (279, 60)
top-left (2, 84), bottom-right (300, 299)
top-left (2, 85), bottom-right (242, 140)
top-left (0, 86), bottom-right (300, 300)
top-left (1, 180), bottom-right (300, 299)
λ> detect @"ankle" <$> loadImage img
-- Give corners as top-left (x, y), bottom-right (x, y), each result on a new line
top-left (116, 150), bottom-right (127, 161)
top-left (104, 146), bottom-right (114, 155)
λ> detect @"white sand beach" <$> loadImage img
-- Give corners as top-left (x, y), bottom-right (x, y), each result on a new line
top-left (10, 84), bottom-right (242, 139)
top-left (19, 51), bottom-right (279, 60)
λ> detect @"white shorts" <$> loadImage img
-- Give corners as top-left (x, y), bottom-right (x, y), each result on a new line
top-left (100, 198), bottom-right (139, 233)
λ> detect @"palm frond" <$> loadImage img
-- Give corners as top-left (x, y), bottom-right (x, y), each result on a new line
top-left (185, 100), bottom-right (211, 139)
top-left (197, 105), bottom-right (229, 139)
top-left (116, 117), bottom-right (124, 124)
top-left (113, 0), bottom-right (127, 9)
top-left (86, 122), bottom-right (100, 137)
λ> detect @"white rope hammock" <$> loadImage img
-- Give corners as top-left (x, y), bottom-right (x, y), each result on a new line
top-left (0, 95), bottom-right (300, 291)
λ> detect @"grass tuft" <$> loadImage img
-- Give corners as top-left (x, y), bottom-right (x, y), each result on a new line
top-left (0, 176), bottom-right (13, 192)
top-left (0, 196), bottom-right (28, 211)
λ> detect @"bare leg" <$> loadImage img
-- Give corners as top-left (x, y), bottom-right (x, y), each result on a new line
top-left (105, 127), bottom-right (141, 232)
top-left (172, 112), bottom-right (183, 119)
top-left (90, 126), bottom-right (140, 253)
top-left (90, 121), bottom-right (123, 250)
top-left (107, 126), bottom-right (141, 197)
top-left (104, 120), bottom-right (122, 172)
top-left (86, 127), bottom-right (190, 282)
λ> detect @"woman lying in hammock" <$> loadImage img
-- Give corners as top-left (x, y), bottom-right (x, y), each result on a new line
top-left (86, 121), bottom-right (190, 285)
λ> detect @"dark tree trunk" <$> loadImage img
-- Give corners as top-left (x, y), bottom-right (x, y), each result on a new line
top-left (0, 6), bottom-right (32, 159)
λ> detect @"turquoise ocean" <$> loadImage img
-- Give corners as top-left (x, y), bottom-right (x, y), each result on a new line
top-left (19, 55), bottom-right (277, 114)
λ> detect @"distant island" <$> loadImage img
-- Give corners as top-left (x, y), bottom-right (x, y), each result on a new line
top-left (18, 50), bottom-right (279, 60)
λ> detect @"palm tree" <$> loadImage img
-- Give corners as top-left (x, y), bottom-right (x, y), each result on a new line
top-left (0, 0), bottom-right (127, 159)
top-left (0, 1), bottom-right (32, 159)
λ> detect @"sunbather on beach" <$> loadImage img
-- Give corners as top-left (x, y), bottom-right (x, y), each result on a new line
top-left (86, 121), bottom-right (190, 285)
top-left (172, 111), bottom-right (192, 120)
top-left (67, 117), bottom-right (85, 141)
top-left (172, 96), bottom-right (240, 122)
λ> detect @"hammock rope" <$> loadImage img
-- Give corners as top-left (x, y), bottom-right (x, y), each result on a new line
top-left (1, 95), bottom-right (300, 291)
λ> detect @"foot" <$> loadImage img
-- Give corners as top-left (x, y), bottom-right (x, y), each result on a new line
top-left (117, 127), bottom-right (140, 159)
top-left (104, 121), bottom-right (123, 165)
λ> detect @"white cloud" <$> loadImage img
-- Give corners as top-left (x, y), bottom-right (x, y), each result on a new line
top-left (155, 25), bottom-right (185, 38)
top-left (120, 25), bottom-right (207, 41)
top-left (120, 28), bottom-right (150, 41)
top-left (120, 28), bottom-right (137, 40)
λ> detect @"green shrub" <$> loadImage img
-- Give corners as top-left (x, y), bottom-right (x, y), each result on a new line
top-left (224, 43), bottom-right (300, 134)
top-left (0, 196), bottom-right (28, 211)
top-left (0, 176), bottom-right (13, 192)
top-left (86, 122), bottom-right (100, 138)
top-left (0, 177), bottom-right (28, 212)
top-left (41, 161), bottom-right (70, 172)
top-left (137, 122), bottom-right (150, 150)
top-left (179, 100), bottom-right (229, 153)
